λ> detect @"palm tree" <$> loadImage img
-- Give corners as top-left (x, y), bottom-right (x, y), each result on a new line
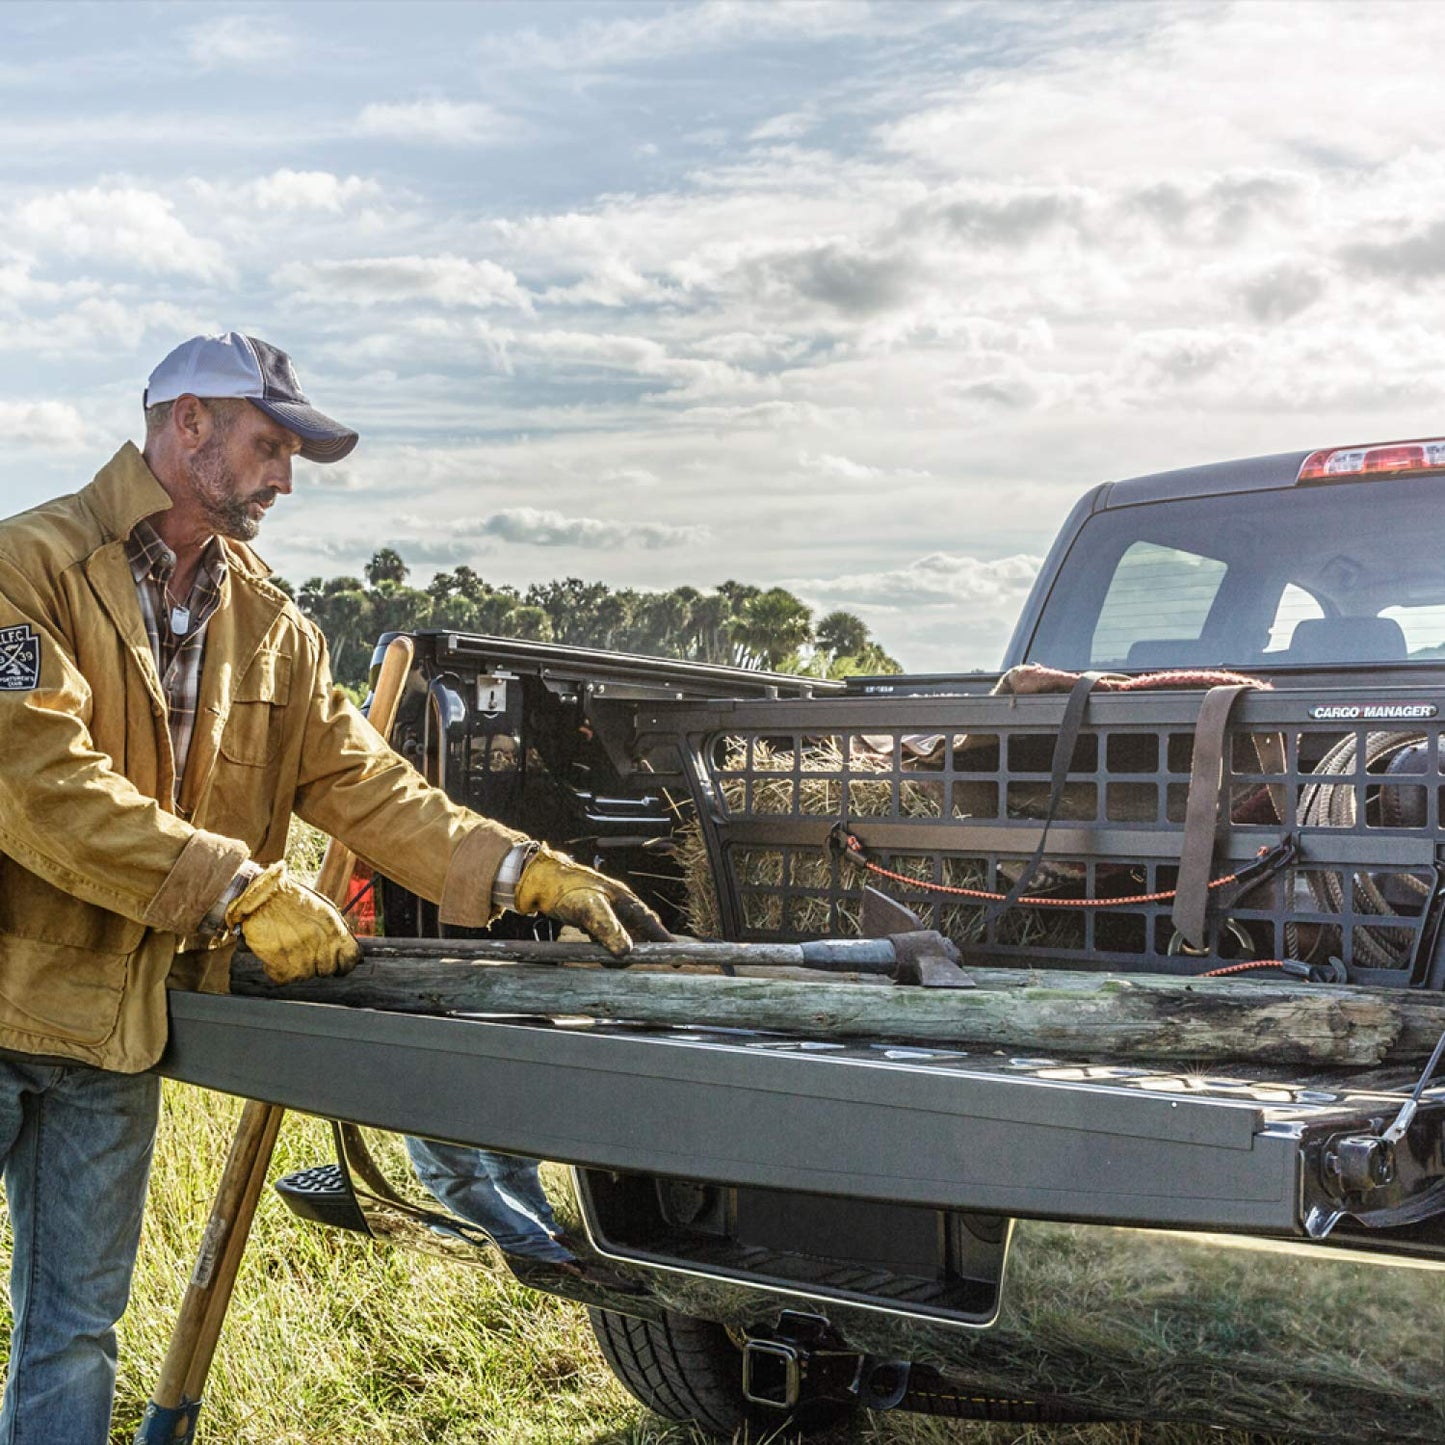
top-left (368, 578), bottom-right (432, 638)
top-left (816, 610), bottom-right (871, 660)
top-left (688, 591), bottom-right (737, 665)
top-left (592, 591), bottom-right (636, 651)
top-left (828, 641), bottom-right (904, 677)
top-left (364, 547), bottom-right (409, 587)
top-left (527, 578), bottom-right (617, 647)
top-left (728, 588), bottom-right (814, 670)
top-left (631, 589), bottom-right (695, 657)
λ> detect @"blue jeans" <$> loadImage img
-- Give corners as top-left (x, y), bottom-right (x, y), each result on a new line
top-left (0, 1058), bottom-right (160, 1445)
top-left (403, 1138), bottom-right (572, 1263)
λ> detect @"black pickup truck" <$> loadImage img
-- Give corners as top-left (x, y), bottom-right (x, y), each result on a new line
top-left (163, 437), bottom-right (1445, 1442)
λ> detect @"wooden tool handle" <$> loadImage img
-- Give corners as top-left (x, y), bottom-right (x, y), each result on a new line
top-left (313, 635), bottom-right (416, 903)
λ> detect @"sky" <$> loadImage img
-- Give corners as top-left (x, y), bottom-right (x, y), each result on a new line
top-left (4, 0), bottom-right (1445, 672)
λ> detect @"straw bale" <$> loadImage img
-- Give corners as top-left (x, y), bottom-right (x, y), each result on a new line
top-left (675, 736), bottom-right (1092, 955)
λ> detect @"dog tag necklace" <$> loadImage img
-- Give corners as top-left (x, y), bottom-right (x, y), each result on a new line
top-left (164, 581), bottom-right (191, 636)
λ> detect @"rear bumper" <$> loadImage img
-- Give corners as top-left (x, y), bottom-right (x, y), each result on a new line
top-left (572, 1197), bottom-right (1445, 1442)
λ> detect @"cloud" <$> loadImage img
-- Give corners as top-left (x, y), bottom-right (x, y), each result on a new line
top-left (242, 169), bottom-right (382, 212)
top-left (279, 256), bottom-right (531, 310)
top-left (185, 14), bottom-right (293, 69)
top-left (789, 552), bottom-right (1043, 609)
top-left (951, 376), bottom-right (1043, 410)
top-left (293, 462), bottom-right (367, 491)
top-left (1342, 220), bottom-right (1445, 282)
top-left (920, 191), bottom-right (1083, 246)
top-left (878, 4), bottom-right (1445, 180)
top-left (783, 552), bottom-right (1047, 672)
top-left (482, 0), bottom-right (892, 71)
top-left (520, 329), bottom-right (757, 399)
top-left (0, 400), bottom-right (90, 450)
top-left (598, 466), bottom-right (660, 487)
top-left (1099, 317), bottom-right (1445, 413)
top-left (698, 331), bottom-right (811, 364)
top-left (796, 450), bottom-right (932, 483)
top-left (284, 530), bottom-right (484, 570)
top-left (13, 187), bottom-right (226, 279)
top-left (524, 330), bottom-right (670, 370)
top-left (1123, 173), bottom-right (1301, 243)
top-left (541, 259), bottom-right (674, 308)
top-left (738, 240), bottom-right (918, 317)
top-left (0, 255), bottom-right (92, 306)
top-left (750, 108), bottom-right (819, 143)
top-left (679, 400), bottom-right (833, 428)
top-left (468, 507), bottom-right (708, 549)
top-left (0, 297), bottom-right (204, 359)
top-left (799, 451), bottom-right (883, 481)
top-left (1113, 328), bottom-right (1243, 390)
top-left (356, 99), bottom-right (508, 145)
top-left (1236, 262), bottom-right (1326, 322)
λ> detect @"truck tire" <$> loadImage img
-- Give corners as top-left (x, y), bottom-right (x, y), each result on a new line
top-left (587, 1306), bottom-right (856, 1439)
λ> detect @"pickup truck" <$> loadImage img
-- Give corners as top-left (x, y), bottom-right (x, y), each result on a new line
top-left (162, 437), bottom-right (1445, 1443)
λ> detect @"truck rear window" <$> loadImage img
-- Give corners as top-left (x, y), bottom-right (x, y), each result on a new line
top-left (1026, 476), bottom-right (1445, 670)
top-left (1090, 542), bottom-right (1229, 666)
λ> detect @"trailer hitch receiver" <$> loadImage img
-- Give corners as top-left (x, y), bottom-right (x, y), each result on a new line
top-left (740, 1312), bottom-right (867, 1411)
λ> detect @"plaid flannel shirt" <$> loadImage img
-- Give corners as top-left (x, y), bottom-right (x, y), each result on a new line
top-left (125, 519), bottom-right (227, 804)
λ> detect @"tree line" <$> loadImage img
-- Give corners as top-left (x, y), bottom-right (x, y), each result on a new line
top-left (277, 547), bottom-right (901, 690)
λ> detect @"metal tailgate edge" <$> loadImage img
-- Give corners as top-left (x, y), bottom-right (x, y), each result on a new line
top-left (160, 993), bottom-right (1306, 1234)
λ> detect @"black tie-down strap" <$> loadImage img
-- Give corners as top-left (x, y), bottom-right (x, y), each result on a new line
top-left (1170, 683), bottom-right (1256, 952)
top-left (983, 670), bottom-right (1103, 932)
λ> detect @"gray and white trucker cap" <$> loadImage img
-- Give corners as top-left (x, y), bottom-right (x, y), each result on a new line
top-left (144, 331), bottom-right (358, 463)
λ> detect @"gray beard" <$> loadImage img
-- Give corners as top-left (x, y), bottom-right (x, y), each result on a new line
top-left (188, 436), bottom-right (265, 541)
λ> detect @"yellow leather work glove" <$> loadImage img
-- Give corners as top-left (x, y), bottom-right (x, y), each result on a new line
top-left (224, 862), bottom-right (362, 986)
top-left (512, 845), bottom-right (671, 963)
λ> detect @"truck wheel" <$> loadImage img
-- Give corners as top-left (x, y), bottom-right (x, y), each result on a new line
top-left (588, 1306), bottom-right (856, 1439)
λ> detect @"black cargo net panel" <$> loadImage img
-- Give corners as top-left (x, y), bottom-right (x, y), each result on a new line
top-left (674, 711), bottom-right (1445, 984)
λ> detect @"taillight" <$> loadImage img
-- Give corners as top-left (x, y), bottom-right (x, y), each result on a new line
top-left (1298, 438), bottom-right (1445, 482)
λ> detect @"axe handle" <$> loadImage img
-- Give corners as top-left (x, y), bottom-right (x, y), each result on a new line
top-left (143, 634), bottom-right (415, 1428)
top-left (355, 935), bottom-right (901, 972)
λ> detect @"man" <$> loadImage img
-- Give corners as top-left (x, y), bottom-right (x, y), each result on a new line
top-left (0, 331), bottom-right (666, 1443)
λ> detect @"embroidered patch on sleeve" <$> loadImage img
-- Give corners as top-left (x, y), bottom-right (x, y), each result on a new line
top-left (0, 624), bottom-right (40, 692)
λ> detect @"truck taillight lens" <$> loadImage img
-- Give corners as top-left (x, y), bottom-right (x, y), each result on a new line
top-left (1298, 438), bottom-right (1445, 482)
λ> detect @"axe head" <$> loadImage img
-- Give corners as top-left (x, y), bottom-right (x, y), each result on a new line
top-left (861, 885), bottom-right (924, 939)
top-left (861, 888), bottom-right (973, 987)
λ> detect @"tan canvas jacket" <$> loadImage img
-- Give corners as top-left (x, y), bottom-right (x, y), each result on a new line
top-left (0, 443), bottom-right (525, 1072)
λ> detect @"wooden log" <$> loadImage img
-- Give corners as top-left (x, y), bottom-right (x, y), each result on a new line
top-left (227, 949), bottom-right (1444, 1066)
